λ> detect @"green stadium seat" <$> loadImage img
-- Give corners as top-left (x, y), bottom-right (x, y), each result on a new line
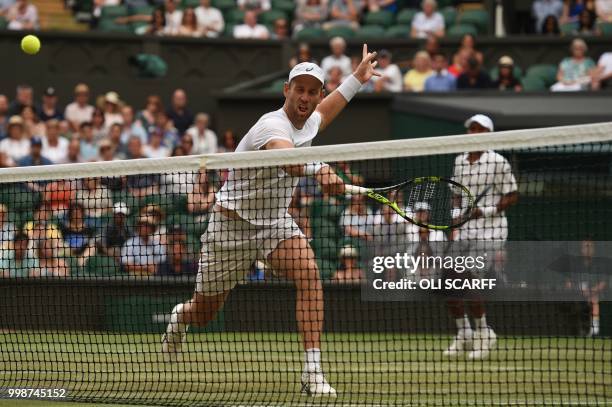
top-left (457, 9), bottom-right (489, 34)
top-left (385, 24), bottom-right (410, 38)
top-left (521, 75), bottom-right (547, 91)
top-left (489, 65), bottom-right (523, 81)
top-left (260, 9), bottom-right (287, 25)
top-left (364, 10), bottom-right (394, 27)
top-left (436, 0), bottom-right (454, 7)
top-left (223, 22), bottom-right (236, 37)
top-left (265, 79), bottom-right (286, 93)
top-left (129, 5), bottom-right (153, 15)
top-left (560, 22), bottom-right (578, 35)
top-left (396, 8), bottom-right (417, 25)
top-left (271, 0), bottom-right (296, 15)
top-left (446, 23), bottom-right (477, 37)
top-left (100, 5), bottom-right (128, 18)
top-left (599, 22), bottom-right (612, 36)
top-left (213, 0), bottom-right (235, 11)
top-left (182, 0), bottom-right (200, 8)
top-left (295, 26), bottom-right (325, 40)
top-left (225, 9), bottom-right (245, 23)
top-left (355, 24), bottom-right (386, 39)
top-left (325, 25), bottom-right (355, 39)
top-left (440, 7), bottom-right (457, 26)
top-left (526, 64), bottom-right (558, 87)
top-left (98, 19), bottom-right (133, 33)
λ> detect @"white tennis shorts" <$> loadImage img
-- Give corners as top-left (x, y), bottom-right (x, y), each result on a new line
top-left (195, 209), bottom-right (304, 296)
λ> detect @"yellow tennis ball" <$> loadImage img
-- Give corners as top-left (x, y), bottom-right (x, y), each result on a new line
top-left (21, 35), bottom-right (41, 55)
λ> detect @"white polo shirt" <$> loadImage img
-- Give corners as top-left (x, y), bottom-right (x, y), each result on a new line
top-left (452, 150), bottom-right (517, 241)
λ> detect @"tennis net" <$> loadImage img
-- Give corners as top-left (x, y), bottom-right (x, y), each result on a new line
top-left (0, 122), bottom-right (611, 406)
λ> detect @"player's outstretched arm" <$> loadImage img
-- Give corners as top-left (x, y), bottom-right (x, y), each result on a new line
top-left (316, 44), bottom-right (380, 131)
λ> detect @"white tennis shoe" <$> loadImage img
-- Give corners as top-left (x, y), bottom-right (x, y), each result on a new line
top-left (301, 372), bottom-right (337, 397)
top-left (443, 329), bottom-right (473, 357)
top-left (468, 327), bottom-right (497, 360)
top-left (161, 304), bottom-right (188, 361)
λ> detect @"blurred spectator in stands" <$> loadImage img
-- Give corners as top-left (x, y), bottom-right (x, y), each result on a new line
top-left (24, 204), bottom-right (63, 258)
top-left (367, 0), bottom-right (397, 13)
top-left (0, 204), bottom-right (15, 244)
top-left (195, 0), bottom-right (224, 37)
top-left (187, 170), bottom-right (217, 219)
top-left (121, 215), bottom-right (166, 275)
top-left (66, 137), bottom-right (82, 163)
top-left (101, 92), bottom-right (123, 128)
top-left (0, 232), bottom-right (35, 278)
top-left (6, 0), bottom-right (38, 30)
top-left (325, 0), bottom-right (364, 30)
top-left (541, 14), bottom-right (561, 34)
top-left (448, 48), bottom-right (471, 78)
top-left (144, 129), bottom-right (171, 158)
top-left (459, 34), bottom-right (483, 66)
top-left (120, 105), bottom-right (147, 144)
top-left (180, 133), bottom-right (195, 155)
top-left (551, 38), bottom-right (596, 91)
top-left (411, 0), bottom-right (444, 38)
top-left (0, 116), bottom-right (29, 162)
top-left (125, 134), bottom-right (145, 160)
top-left (424, 52), bottom-right (456, 92)
top-left (289, 43), bottom-right (317, 68)
top-left (42, 120), bottom-right (68, 164)
top-left (340, 194), bottom-right (375, 246)
top-left (29, 238), bottom-right (69, 277)
top-left (457, 55), bottom-right (493, 90)
top-left (17, 136), bottom-right (51, 167)
top-left (91, 108), bottom-right (107, 142)
top-left (175, 7), bottom-right (204, 36)
top-left (144, 6), bottom-right (169, 35)
top-left (20, 105), bottom-right (44, 138)
top-left (0, 95), bottom-right (8, 139)
top-left (164, 0), bottom-right (183, 33)
top-left (271, 17), bottom-right (289, 39)
top-left (321, 37), bottom-right (352, 80)
top-left (60, 202), bottom-right (96, 266)
top-left (0, 0), bottom-right (16, 16)
top-left (98, 202), bottom-right (131, 258)
top-left (158, 225), bottom-right (197, 276)
top-left (533, 0), bottom-right (563, 32)
top-left (218, 129), bottom-right (238, 153)
top-left (155, 111), bottom-right (179, 146)
top-left (293, 0), bottom-right (328, 34)
top-left (166, 89), bottom-right (193, 136)
top-left (574, 8), bottom-right (600, 34)
top-left (187, 113), bottom-right (218, 154)
top-left (37, 87), bottom-right (63, 122)
top-left (238, 0), bottom-right (270, 14)
top-left (403, 51), bottom-right (433, 92)
top-left (58, 120), bottom-right (72, 139)
top-left (592, 51), bottom-right (612, 89)
top-left (137, 94), bottom-right (162, 135)
top-left (108, 123), bottom-right (126, 157)
top-left (78, 122), bottom-right (97, 161)
top-left (233, 10), bottom-right (269, 38)
top-left (561, 0), bottom-right (585, 23)
top-left (8, 84), bottom-right (33, 117)
top-left (325, 66), bottom-right (344, 93)
top-left (423, 35), bottom-right (440, 58)
top-left (0, 151), bottom-right (15, 167)
top-left (97, 138), bottom-right (117, 161)
top-left (126, 137), bottom-right (160, 197)
top-left (333, 245), bottom-right (364, 282)
top-left (494, 56), bottom-right (522, 92)
top-left (75, 177), bottom-right (112, 224)
top-left (372, 49), bottom-right (402, 93)
top-left (92, 0), bottom-right (121, 25)
top-left (65, 83), bottom-right (94, 132)
top-left (596, 0), bottom-right (612, 21)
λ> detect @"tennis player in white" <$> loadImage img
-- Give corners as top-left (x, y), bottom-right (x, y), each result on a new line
top-left (162, 45), bottom-right (380, 397)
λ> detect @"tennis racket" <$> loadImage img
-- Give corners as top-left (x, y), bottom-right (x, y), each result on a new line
top-left (345, 176), bottom-right (476, 231)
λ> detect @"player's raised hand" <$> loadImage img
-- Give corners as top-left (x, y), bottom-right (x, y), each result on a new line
top-left (315, 166), bottom-right (346, 196)
top-left (353, 44), bottom-right (381, 84)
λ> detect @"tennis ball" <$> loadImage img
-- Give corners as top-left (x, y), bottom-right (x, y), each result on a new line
top-left (21, 35), bottom-right (41, 55)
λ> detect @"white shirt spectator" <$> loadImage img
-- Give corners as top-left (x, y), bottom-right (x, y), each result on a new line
top-left (143, 144), bottom-right (171, 159)
top-left (187, 125), bottom-right (218, 154)
top-left (195, 5), bottom-right (224, 37)
top-left (373, 64), bottom-right (403, 92)
top-left (597, 52), bottom-right (612, 77)
top-left (321, 54), bottom-right (352, 80)
top-left (411, 11), bottom-right (444, 38)
top-left (340, 206), bottom-right (375, 236)
top-left (532, 0), bottom-right (563, 33)
top-left (166, 9), bottom-right (184, 32)
top-left (121, 235), bottom-right (166, 266)
top-left (237, 0), bottom-right (270, 11)
top-left (0, 138), bottom-right (29, 161)
top-left (595, 0), bottom-right (612, 20)
top-left (6, 2), bottom-right (39, 30)
top-left (42, 136), bottom-right (69, 164)
top-left (64, 103), bottom-right (94, 128)
top-left (233, 23), bottom-right (269, 38)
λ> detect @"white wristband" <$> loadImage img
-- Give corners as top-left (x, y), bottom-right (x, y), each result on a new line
top-left (480, 206), bottom-right (498, 218)
top-left (303, 162), bottom-right (327, 176)
top-left (451, 208), bottom-right (462, 219)
top-left (337, 74), bottom-right (362, 102)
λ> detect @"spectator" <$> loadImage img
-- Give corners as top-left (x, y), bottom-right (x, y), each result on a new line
top-left (154, 111), bottom-right (179, 147)
top-left (233, 10), bottom-right (269, 39)
top-left (270, 17), bottom-right (289, 39)
top-left (0, 232), bottom-right (36, 278)
top-left (120, 105), bottom-right (147, 145)
top-left (340, 194), bottom-right (375, 246)
top-left (494, 56), bottom-right (522, 92)
top-left (126, 137), bottom-right (160, 197)
top-left (180, 133), bottom-right (195, 155)
top-left (457, 56), bottom-right (493, 90)
top-left (75, 177), bottom-right (112, 221)
top-left (0, 151), bottom-right (15, 168)
top-left (0, 0), bottom-right (16, 16)
top-left (175, 7), bottom-right (204, 36)
top-left (333, 245), bottom-right (364, 282)
top-left (533, 0), bottom-right (564, 33)
top-left (367, 0), bottom-right (397, 13)
top-left (6, 0), bottom-right (38, 30)
top-left (29, 238), bottom-right (69, 277)
top-left (372, 49), bottom-right (402, 93)
top-left (164, 0), bottom-right (183, 33)
top-left (324, 0), bottom-right (364, 30)
top-left (187, 112), bottom-right (218, 154)
top-left (101, 92), bottom-right (123, 128)
top-left (423, 35), bottom-right (440, 58)
top-left (237, 0), bottom-right (270, 14)
top-left (66, 137), bottom-right (82, 163)
top-left (411, 0), bottom-right (444, 39)
top-left (459, 34), bottom-right (484, 66)
top-left (561, 0), bottom-right (586, 23)
top-left (137, 94), bottom-right (163, 135)
top-left (20, 105), bottom-right (45, 138)
top-left (289, 43), bottom-right (317, 68)
top-left (195, 0), bottom-right (224, 37)
top-left (187, 170), bottom-right (216, 217)
top-left (78, 122), bottom-right (98, 161)
top-left (217, 129), bottom-right (238, 152)
top-left (42, 119), bottom-right (69, 164)
top-left (37, 87), bottom-right (64, 122)
top-left (121, 215), bottom-right (166, 275)
top-left (551, 38), bottom-right (596, 91)
top-left (403, 51), bottom-right (433, 92)
top-left (0, 95), bottom-right (8, 139)
top-left (157, 225), bottom-right (197, 276)
top-left (448, 48), bottom-right (471, 78)
top-left (97, 138), bottom-right (117, 161)
top-left (108, 123), bottom-right (126, 158)
top-left (145, 6), bottom-right (169, 35)
top-left (334, 161), bottom-right (363, 185)
top-left (60, 203), bottom-right (96, 264)
top-left (58, 120), bottom-right (72, 139)
top-left (91, 108), bottom-right (107, 142)
top-left (143, 129), bottom-right (171, 158)
top-left (0, 116), bottom-right (29, 162)
top-left (541, 14), bottom-right (561, 34)
top-left (424, 52), bottom-right (456, 92)
top-left (64, 83), bottom-right (94, 132)
top-left (166, 89), bottom-right (194, 136)
top-left (321, 37), bottom-right (352, 80)
top-left (325, 66), bottom-right (344, 93)
top-left (592, 51), bottom-right (612, 89)
top-left (17, 137), bottom-right (52, 167)
top-left (596, 0), bottom-right (612, 21)
top-left (24, 204), bottom-right (63, 257)
top-left (0, 204), bottom-right (15, 245)
top-left (92, 0), bottom-right (121, 22)
top-left (98, 202), bottom-right (131, 258)
top-left (293, 0), bottom-right (328, 33)
top-left (574, 8), bottom-right (600, 34)
top-left (8, 84), bottom-right (33, 116)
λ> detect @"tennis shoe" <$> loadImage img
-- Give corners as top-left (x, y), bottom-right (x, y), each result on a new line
top-left (301, 372), bottom-right (337, 397)
top-left (468, 327), bottom-right (497, 360)
top-left (443, 329), bottom-right (473, 357)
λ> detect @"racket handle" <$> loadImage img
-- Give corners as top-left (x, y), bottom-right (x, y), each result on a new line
top-left (345, 185), bottom-right (369, 195)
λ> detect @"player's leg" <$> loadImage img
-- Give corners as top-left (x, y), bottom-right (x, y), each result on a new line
top-left (267, 235), bottom-right (336, 397)
top-left (444, 299), bottom-right (474, 357)
top-left (588, 292), bottom-right (600, 337)
top-left (466, 300), bottom-right (496, 359)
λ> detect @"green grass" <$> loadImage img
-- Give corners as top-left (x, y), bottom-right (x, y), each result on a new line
top-left (0, 332), bottom-right (611, 406)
